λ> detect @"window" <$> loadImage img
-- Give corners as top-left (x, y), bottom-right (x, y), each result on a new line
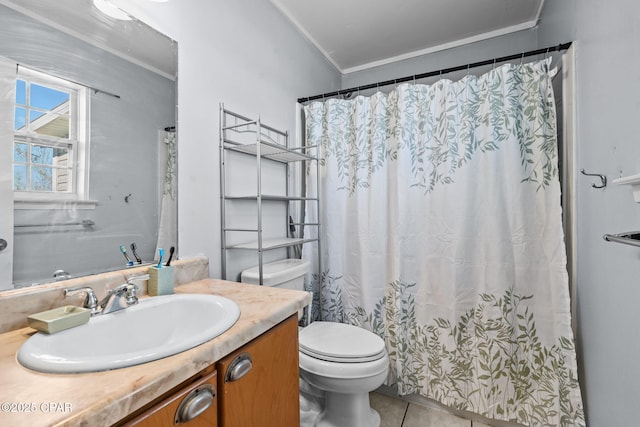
top-left (13, 67), bottom-right (90, 206)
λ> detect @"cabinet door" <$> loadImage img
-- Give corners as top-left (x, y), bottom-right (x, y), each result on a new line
top-left (125, 371), bottom-right (217, 427)
top-left (217, 315), bottom-right (299, 427)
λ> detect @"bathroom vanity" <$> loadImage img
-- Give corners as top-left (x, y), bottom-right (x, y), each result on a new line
top-left (0, 275), bottom-right (310, 427)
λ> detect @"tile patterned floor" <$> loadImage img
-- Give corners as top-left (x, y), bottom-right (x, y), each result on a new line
top-left (300, 386), bottom-right (497, 427)
top-left (370, 392), bottom-right (493, 427)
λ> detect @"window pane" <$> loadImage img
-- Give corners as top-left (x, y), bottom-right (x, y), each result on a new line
top-left (14, 142), bottom-right (27, 162)
top-left (29, 165), bottom-right (71, 193)
top-left (31, 145), bottom-right (69, 166)
top-left (31, 145), bottom-right (54, 165)
top-left (29, 109), bottom-right (44, 125)
top-left (12, 72), bottom-right (84, 199)
top-left (15, 80), bottom-right (26, 106)
top-left (31, 112), bottom-right (70, 138)
top-left (31, 166), bottom-right (53, 191)
top-left (13, 165), bottom-right (26, 191)
top-left (14, 107), bottom-right (26, 131)
top-left (30, 84), bottom-right (70, 110)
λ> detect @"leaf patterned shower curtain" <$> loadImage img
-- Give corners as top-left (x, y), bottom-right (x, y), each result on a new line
top-left (155, 130), bottom-right (177, 257)
top-left (303, 59), bottom-right (585, 426)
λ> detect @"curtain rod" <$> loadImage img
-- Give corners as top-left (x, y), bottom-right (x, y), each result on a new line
top-left (297, 41), bottom-right (573, 104)
top-left (17, 63), bottom-right (121, 99)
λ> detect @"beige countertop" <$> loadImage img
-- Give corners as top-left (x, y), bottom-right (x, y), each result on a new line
top-left (0, 278), bottom-right (311, 427)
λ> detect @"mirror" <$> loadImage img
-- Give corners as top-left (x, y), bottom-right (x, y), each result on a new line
top-left (0, 0), bottom-right (177, 288)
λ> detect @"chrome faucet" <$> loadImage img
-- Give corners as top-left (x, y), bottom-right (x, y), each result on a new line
top-left (99, 283), bottom-right (136, 314)
top-left (64, 274), bottom-right (149, 316)
top-left (99, 274), bottom-right (149, 315)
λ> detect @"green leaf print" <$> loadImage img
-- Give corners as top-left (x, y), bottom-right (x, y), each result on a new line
top-left (315, 273), bottom-right (585, 426)
top-left (305, 60), bottom-right (560, 196)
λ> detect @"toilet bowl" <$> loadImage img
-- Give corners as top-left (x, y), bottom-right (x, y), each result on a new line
top-left (241, 260), bottom-right (389, 427)
top-left (299, 321), bottom-right (389, 427)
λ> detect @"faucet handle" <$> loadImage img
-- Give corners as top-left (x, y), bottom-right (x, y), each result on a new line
top-left (109, 283), bottom-right (130, 295)
top-left (64, 286), bottom-right (100, 315)
top-left (125, 283), bottom-right (139, 305)
top-left (124, 274), bottom-right (148, 305)
top-left (126, 274), bottom-right (149, 284)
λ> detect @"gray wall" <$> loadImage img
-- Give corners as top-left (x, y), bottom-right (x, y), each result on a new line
top-left (0, 5), bottom-right (176, 284)
top-left (114, 0), bottom-right (341, 280)
top-left (541, 1), bottom-right (640, 425)
top-left (341, 28), bottom-right (540, 90)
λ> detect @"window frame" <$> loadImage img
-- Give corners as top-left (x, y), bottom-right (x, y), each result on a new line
top-left (13, 67), bottom-right (94, 209)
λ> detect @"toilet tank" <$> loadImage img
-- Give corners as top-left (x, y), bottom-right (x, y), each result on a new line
top-left (240, 259), bottom-right (309, 290)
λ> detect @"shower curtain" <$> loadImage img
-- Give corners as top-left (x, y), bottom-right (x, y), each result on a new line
top-left (155, 130), bottom-right (177, 257)
top-left (303, 59), bottom-right (585, 426)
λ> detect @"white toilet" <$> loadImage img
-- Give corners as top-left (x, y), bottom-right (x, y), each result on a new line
top-left (241, 259), bottom-right (389, 427)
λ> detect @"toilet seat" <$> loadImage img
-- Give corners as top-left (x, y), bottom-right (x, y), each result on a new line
top-left (298, 321), bottom-right (390, 426)
top-left (299, 321), bottom-right (386, 363)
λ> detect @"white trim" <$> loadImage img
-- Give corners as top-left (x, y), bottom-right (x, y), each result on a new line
top-left (269, 0), bottom-right (342, 73)
top-left (271, 0), bottom-right (543, 75)
top-left (342, 20), bottom-right (539, 74)
top-left (562, 44), bottom-right (578, 336)
top-left (76, 84), bottom-right (91, 202)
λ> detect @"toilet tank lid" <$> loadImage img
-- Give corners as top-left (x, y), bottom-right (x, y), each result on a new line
top-left (240, 259), bottom-right (309, 286)
top-left (299, 321), bottom-right (386, 360)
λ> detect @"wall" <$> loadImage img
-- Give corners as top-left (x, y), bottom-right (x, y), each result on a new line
top-left (540, 1), bottom-right (640, 425)
top-left (112, 0), bottom-right (340, 280)
top-left (0, 5), bottom-right (175, 285)
top-left (340, 28), bottom-right (539, 90)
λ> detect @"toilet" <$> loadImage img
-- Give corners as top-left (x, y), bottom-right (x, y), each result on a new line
top-left (241, 259), bottom-right (389, 427)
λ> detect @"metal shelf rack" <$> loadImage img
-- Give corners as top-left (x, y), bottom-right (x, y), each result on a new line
top-left (219, 104), bottom-right (321, 285)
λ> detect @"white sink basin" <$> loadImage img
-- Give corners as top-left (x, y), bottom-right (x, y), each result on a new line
top-left (18, 294), bottom-right (240, 374)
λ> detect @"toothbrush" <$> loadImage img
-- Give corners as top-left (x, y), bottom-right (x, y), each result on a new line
top-left (130, 242), bottom-right (142, 264)
top-left (165, 246), bottom-right (175, 267)
top-left (120, 245), bottom-right (134, 266)
top-left (157, 248), bottom-right (164, 268)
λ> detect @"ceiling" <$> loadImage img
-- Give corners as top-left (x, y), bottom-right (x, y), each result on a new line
top-left (3, 1), bottom-right (544, 78)
top-left (0, 0), bottom-right (176, 80)
top-left (271, 0), bottom-right (545, 74)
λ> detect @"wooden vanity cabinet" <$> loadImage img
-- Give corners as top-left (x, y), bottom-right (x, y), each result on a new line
top-left (216, 314), bottom-right (299, 427)
top-left (123, 370), bottom-right (217, 427)
top-left (119, 314), bottom-right (299, 427)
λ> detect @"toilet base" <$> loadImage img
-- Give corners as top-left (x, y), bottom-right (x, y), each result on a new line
top-left (314, 391), bottom-right (380, 427)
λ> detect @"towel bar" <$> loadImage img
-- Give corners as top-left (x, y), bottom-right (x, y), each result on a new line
top-left (603, 232), bottom-right (640, 248)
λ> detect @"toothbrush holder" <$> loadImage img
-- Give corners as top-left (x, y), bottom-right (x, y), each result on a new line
top-left (147, 266), bottom-right (175, 296)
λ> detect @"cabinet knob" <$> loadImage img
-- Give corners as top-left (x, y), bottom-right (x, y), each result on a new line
top-left (225, 352), bottom-right (253, 382)
top-left (174, 384), bottom-right (215, 424)
top-left (0, 239), bottom-right (7, 251)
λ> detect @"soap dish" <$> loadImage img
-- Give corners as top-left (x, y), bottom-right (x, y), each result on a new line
top-left (27, 306), bottom-right (91, 334)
